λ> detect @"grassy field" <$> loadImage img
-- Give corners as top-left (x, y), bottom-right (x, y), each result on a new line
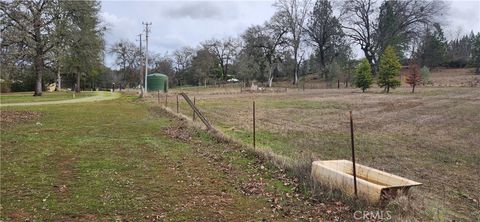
top-left (0, 91), bottom-right (97, 104)
top-left (165, 69), bottom-right (480, 220)
top-left (1, 94), bottom-right (366, 221)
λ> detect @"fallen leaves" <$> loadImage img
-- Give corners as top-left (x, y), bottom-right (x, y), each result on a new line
top-left (0, 110), bottom-right (41, 126)
top-left (163, 121), bottom-right (192, 141)
top-left (241, 179), bottom-right (266, 196)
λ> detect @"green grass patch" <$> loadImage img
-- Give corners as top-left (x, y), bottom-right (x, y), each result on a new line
top-left (0, 91), bottom-right (97, 104)
top-left (259, 99), bottom-right (349, 110)
top-left (1, 94), bottom-right (322, 221)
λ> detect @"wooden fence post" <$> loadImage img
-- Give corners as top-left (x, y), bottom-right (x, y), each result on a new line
top-left (176, 94), bottom-right (179, 113)
top-left (193, 97), bottom-right (196, 121)
top-left (165, 93), bottom-right (168, 107)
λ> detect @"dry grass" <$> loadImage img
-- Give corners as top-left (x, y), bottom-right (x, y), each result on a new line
top-left (160, 68), bottom-right (480, 220)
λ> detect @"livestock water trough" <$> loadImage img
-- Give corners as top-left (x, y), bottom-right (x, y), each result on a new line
top-left (311, 160), bottom-right (422, 203)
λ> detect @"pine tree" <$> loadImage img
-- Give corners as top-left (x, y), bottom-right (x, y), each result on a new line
top-left (62, 0), bottom-right (104, 92)
top-left (377, 0), bottom-right (408, 57)
top-left (354, 59), bottom-right (373, 92)
top-left (405, 63), bottom-right (421, 93)
top-left (417, 23), bottom-right (447, 68)
top-left (378, 46), bottom-right (401, 93)
top-left (471, 33), bottom-right (480, 75)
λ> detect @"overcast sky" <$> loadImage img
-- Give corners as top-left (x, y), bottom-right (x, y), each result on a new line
top-left (100, 0), bottom-right (480, 68)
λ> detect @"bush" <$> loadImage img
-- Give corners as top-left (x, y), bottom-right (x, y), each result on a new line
top-left (10, 77), bottom-right (36, 92)
top-left (446, 58), bottom-right (468, 68)
top-left (420, 66), bottom-right (431, 85)
top-left (0, 80), bottom-right (12, 93)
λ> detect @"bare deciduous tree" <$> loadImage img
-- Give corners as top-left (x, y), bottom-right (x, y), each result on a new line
top-left (241, 13), bottom-right (288, 86)
top-left (202, 37), bottom-right (240, 80)
top-left (273, 0), bottom-right (311, 85)
top-left (340, 0), bottom-right (446, 75)
top-left (109, 40), bottom-right (142, 87)
top-left (173, 46), bottom-right (195, 85)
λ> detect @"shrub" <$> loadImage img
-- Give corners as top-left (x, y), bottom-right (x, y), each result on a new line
top-left (405, 63), bottom-right (422, 93)
top-left (420, 66), bottom-right (431, 85)
top-left (0, 79), bottom-right (12, 93)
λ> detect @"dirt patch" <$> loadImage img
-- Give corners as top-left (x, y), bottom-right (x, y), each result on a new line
top-left (163, 120), bottom-right (192, 141)
top-left (0, 110), bottom-right (41, 125)
top-left (9, 209), bottom-right (32, 221)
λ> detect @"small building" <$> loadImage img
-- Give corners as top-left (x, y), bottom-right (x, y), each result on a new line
top-left (147, 73), bottom-right (168, 92)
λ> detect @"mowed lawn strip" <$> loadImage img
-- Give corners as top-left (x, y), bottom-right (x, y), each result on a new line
top-left (1, 95), bottom-right (338, 221)
top-left (0, 91), bottom-right (97, 104)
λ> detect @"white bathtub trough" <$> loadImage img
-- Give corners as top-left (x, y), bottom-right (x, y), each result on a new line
top-left (311, 160), bottom-right (422, 203)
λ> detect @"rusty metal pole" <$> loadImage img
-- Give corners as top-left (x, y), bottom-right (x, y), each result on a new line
top-left (253, 100), bottom-right (256, 150)
top-left (176, 94), bottom-right (179, 113)
top-left (193, 97), bottom-right (196, 121)
top-left (350, 111), bottom-right (358, 198)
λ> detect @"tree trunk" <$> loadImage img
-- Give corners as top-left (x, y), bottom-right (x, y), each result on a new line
top-left (75, 72), bottom-right (81, 93)
top-left (387, 85), bottom-right (390, 93)
top-left (293, 61), bottom-right (298, 85)
top-left (33, 54), bottom-right (44, 96)
top-left (56, 66), bottom-right (61, 91)
top-left (363, 47), bottom-right (377, 76)
top-left (412, 84), bottom-right (415, 93)
top-left (320, 49), bottom-right (325, 68)
top-left (224, 62), bottom-right (229, 80)
top-left (319, 50), bottom-right (326, 79)
top-left (293, 44), bottom-right (299, 85)
top-left (268, 64), bottom-right (275, 87)
top-left (33, 11), bottom-right (43, 96)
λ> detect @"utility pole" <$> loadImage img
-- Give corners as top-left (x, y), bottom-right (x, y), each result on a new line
top-left (137, 33), bottom-right (144, 97)
top-left (142, 22), bottom-right (151, 92)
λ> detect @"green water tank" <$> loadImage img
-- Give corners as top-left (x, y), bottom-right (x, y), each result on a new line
top-left (147, 73), bottom-right (168, 92)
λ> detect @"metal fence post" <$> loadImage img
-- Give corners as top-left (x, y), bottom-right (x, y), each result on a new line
top-left (253, 100), bottom-right (256, 150)
top-left (350, 111), bottom-right (358, 198)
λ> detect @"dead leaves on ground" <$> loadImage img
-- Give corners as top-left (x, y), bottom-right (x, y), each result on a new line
top-left (163, 120), bottom-right (192, 141)
top-left (0, 110), bottom-right (41, 126)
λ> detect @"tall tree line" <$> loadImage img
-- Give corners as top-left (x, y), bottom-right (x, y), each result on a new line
top-left (1, 0), bottom-right (104, 95)
top-left (3, 0), bottom-right (479, 93)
